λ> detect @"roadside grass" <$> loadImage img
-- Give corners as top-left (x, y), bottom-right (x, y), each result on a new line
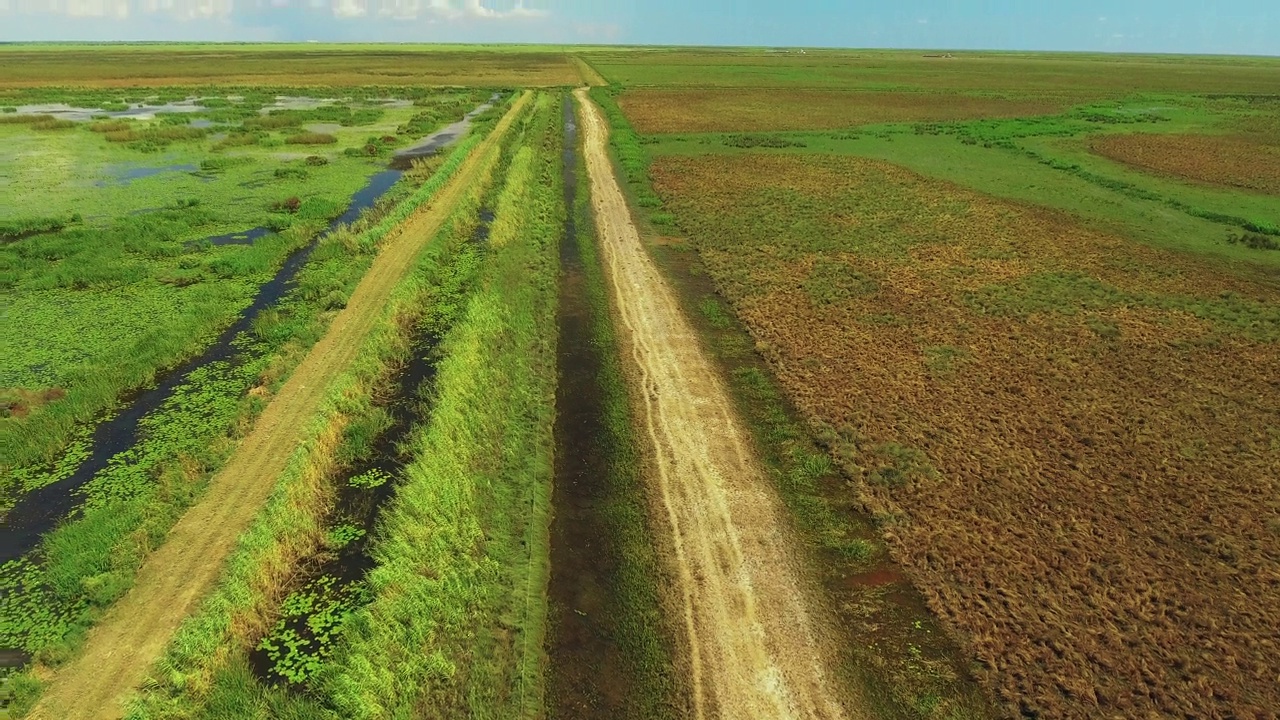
top-left (0, 121), bottom-right (502, 718)
top-left (124, 92), bottom-right (558, 720)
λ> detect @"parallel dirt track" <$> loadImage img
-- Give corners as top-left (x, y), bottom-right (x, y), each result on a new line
top-left (28, 91), bottom-right (531, 720)
top-left (575, 88), bottom-right (860, 720)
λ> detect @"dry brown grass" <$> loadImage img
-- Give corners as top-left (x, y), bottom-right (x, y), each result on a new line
top-left (618, 88), bottom-right (1068, 133)
top-left (0, 48), bottom-right (579, 89)
top-left (652, 152), bottom-right (1280, 719)
top-left (1091, 132), bottom-right (1280, 195)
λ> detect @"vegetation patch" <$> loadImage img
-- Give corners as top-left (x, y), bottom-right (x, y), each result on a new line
top-left (617, 88), bottom-right (1068, 133)
top-left (1090, 132), bottom-right (1280, 196)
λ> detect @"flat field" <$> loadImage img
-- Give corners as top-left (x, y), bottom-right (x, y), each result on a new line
top-left (590, 48), bottom-right (1280, 719)
top-left (617, 88), bottom-right (1069, 133)
top-left (0, 44), bottom-right (585, 88)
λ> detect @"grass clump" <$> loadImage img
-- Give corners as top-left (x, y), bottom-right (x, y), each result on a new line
top-left (1227, 231), bottom-right (1280, 251)
top-left (723, 133), bottom-right (807, 149)
top-left (286, 132), bottom-right (338, 146)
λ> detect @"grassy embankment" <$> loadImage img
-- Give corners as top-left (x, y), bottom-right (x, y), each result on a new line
top-left (0, 104), bottom-right (511, 717)
top-left (123, 91), bottom-right (563, 719)
top-left (589, 85), bottom-right (996, 719)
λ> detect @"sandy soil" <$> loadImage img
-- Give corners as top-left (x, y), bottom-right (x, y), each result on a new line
top-left (27, 91), bottom-right (531, 720)
top-left (575, 88), bottom-right (860, 720)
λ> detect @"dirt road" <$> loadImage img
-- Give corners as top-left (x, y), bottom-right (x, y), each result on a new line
top-left (29, 92), bottom-right (531, 720)
top-left (574, 89), bottom-right (859, 720)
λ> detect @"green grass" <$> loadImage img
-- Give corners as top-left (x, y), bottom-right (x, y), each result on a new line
top-left (643, 121), bottom-right (1280, 268)
top-left (0, 116), bottom-right (503, 718)
top-left (0, 87), bottom-right (493, 488)
top-left (315, 91), bottom-right (560, 720)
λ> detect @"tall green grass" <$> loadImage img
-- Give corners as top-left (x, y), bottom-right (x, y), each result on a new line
top-left (317, 91), bottom-right (560, 720)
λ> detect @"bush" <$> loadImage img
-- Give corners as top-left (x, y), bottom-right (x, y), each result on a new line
top-left (723, 134), bottom-right (806, 149)
top-left (1226, 232), bottom-right (1280, 251)
top-left (270, 197), bottom-right (302, 214)
top-left (199, 156), bottom-right (250, 173)
top-left (212, 132), bottom-right (260, 151)
top-left (89, 120), bottom-right (132, 133)
top-left (305, 155), bottom-right (329, 166)
top-left (30, 117), bottom-right (77, 131)
top-left (286, 132), bottom-right (338, 146)
top-left (274, 166), bottom-right (309, 180)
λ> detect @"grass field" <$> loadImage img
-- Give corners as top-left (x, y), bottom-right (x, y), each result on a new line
top-left (588, 49), bottom-right (1280, 719)
top-left (0, 45), bottom-right (585, 88)
top-left (4, 44), bottom-right (1279, 720)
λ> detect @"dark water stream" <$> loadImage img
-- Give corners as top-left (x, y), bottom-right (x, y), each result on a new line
top-left (0, 106), bottom-right (490, 565)
top-left (546, 94), bottom-right (632, 717)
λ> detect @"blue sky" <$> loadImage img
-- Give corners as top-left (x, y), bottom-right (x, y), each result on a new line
top-left (0, 0), bottom-right (1276, 55)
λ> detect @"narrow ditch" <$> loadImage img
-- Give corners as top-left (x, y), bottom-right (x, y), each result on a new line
top-left (247, 208), bottom-right (494, 688)
top-left (0, 105), bottom-right (494, 564)
top-left (545, 93), bottom-right (632, 717)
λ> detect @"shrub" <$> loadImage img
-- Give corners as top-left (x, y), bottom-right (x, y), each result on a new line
top-left (304, 155), bottom-right (329, 166)
top-left (270, 197), bottom-right (302, 214)
top-left (1226, 232), bottom-right (1280, 251)
top-left (286, 132), bottom-right (338, 146)
top-left (89, 120), bottom-right (132, 133)
top-left (30, 117), bottom-right (77, 131)
top-left (723, 134), bottom-right (807, 149)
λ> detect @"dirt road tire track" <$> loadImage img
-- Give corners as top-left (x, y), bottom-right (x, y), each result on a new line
top-left (574, 89), bottom-right (861, 720)
top-left (28, 91), bottom-right (532, 720)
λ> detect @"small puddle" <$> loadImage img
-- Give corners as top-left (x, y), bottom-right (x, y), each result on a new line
top-left (0, 649), bottom-right (30, 668)
top-left (546, 93), bottom-right (633, 717)
top-left (247, 207), bottom-right (494, 687)
top-left (96, 163), bottom-right (199, 187)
